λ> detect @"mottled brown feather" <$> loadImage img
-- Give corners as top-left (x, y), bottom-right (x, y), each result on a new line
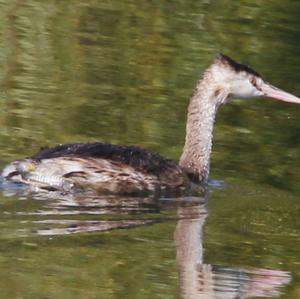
top-left (31, 142), bottom-right (188, 190)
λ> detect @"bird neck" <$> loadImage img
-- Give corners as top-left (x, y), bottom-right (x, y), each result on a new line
top-left (179, 72), bottom-right (228, 184)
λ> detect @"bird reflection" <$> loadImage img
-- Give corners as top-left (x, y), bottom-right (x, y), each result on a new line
top-left (174, 199), bottom-right (291, 299)
top-left (1, 185), bottom-right (291, 298)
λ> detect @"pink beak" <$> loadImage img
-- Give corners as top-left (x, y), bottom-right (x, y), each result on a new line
top-left (260, 82), bottom-right (300, 104)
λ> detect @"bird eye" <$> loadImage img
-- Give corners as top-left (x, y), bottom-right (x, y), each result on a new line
top-left (250, 77), bottom-right (257, 87)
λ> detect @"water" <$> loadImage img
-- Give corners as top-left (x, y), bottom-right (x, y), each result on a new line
top-left (0, 0), bottom-right (300, 298)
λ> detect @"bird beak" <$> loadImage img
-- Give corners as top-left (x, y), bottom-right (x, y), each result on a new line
top-left (260, 82), bottom-right (300, 104)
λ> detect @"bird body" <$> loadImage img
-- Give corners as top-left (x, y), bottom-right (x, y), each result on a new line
top-left (2, 142), bottom-right (189, 194)
top-left (2, 54), bottom-right (300, 194)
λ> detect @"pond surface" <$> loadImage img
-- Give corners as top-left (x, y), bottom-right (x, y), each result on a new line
top-left (0, 1), bottom-right (300, 298)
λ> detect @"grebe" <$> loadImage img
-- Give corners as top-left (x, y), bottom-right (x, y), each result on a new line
top-left (2, 54), bottom-right (300, 194)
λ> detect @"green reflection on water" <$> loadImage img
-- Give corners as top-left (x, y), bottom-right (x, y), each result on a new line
top-left (0, 0), bottom-right (300, 298)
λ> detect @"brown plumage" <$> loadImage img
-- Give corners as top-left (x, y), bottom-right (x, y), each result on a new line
top-left (2, 54), bottom-right (300, 194)
top-left (2, 143), bottom-right (188, 194)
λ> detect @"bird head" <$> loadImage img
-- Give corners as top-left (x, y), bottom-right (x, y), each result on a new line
top-left (212, 54), bottom-right (300, 104)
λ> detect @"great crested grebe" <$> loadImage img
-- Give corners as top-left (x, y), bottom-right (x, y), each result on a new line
top-left (2, 54), bottom-right (300, 194)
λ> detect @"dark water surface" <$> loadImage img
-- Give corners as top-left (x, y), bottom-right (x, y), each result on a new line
top-left (0, 1), bottom-right (300, 298)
